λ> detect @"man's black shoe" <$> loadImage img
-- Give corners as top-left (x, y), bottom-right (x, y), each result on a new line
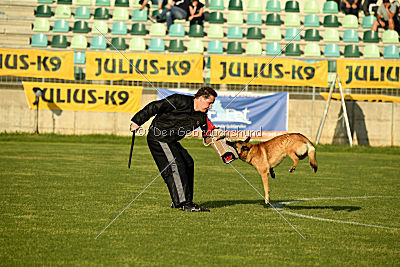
top-left (171, 202), bottom-right (178, 208)
top-left (180, 202), bottom-right (210, 212)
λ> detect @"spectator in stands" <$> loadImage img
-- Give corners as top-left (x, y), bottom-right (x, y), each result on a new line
top-left (341, 0), bottom-right (361, 17)
top-left (155, 0), bottom-right (191, 30)
top-left (139, 0), bottom-right (168, 21)
top-left (188, 0), bottom-right (204, 26)
top-left (371, 0), bottom-right (400, 31)
top-left (362, 0), bottom-right (378, 16)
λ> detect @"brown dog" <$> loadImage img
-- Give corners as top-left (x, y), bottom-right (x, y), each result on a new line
top-left (226, 133), bottom-right (317, 203)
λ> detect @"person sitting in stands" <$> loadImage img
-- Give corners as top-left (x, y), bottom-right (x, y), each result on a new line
top-left (372, 0), bottom-right (400, 31)
top-left (188, 0), bottom-right (204, 26)
top-left (341, 0), bottom-right (361, 17)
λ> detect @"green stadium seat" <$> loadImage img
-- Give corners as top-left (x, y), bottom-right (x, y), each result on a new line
top-left (304, 0), bottom-right (319, 13)
top-left (207, 40), bottom-right (223, 54)
top-left (113, 7), bottom-right (129, 21)
top-left (115, 0), bottom-right (129, 7)
top-left (31, 33), bottom-right (48, 47)
top-left (285, 43), bottom-right (301, 56)
top-left (35, 5), bottom-right (52, 17)
top-left (305, 29), bottom-right (320, 41)
top-left (38, 0), bottom-right (53, 3)
top-left (227, 26), bottom-right (243, 39)
top-left (363, 30), bottom-right (379, 43)
top-left (74, 51), bottom-right (86, 64)
top-left (207, 25), bottom-right (224, 39)
top-left (266, 13), bottom-right (281, 26)
top-left (266, 42), bottom-right (281, 55)
top-left (53, 19), bottom-right (69, 32)
top-left (90, 36), bottom-right (107, 50)
top-left (247, 12), bottom-right (262, 25)
top-left (284, 13), bottom-right (300, 27)
top-left (75, 6), bottom-right (91, 19)
top-left (96, 0), bottom-right (110, 6)
top-left (342, 15), bottom-right (358, 28)
top-left (169, 24), bottom-right (185, 37)
top-left (206, 57), bottom-right (211, 68)
top-left (362, 15), bottom-right (376, 29)
top-left (382, 30), bottom-right (399, 44)
top-left (323, 1), bottom-right (338, 13)
top-left (187, 39), bottom-right (204, 53)
top-left (92, 21), bottom-right (108, 34)
top-left (151, 9), bottom-right (166, 22)
top-left (304, 14), bottom-right (320, 27)
top-left (344, 44), bottom-right (360, 58)
top-left (110, 37), bottom-right (126, 50)
top-left (189, 24), bottom-right (204, 37)
top-left (111, 21), bottom-right (128, 34)
top-left (149, 38), bottom-right (165, 52)
top-left (150, 23), bottom-right (167, 36)
top-left (285, 1), bottom-right (300, 12)
top-left (343, 29), bottom-right (359, 42)
top-left (132, 0), bottom-right (141, 8)
top-left (323, 15), bottom-right (339, 27)
top-left (76, 0), bottom-right (91, 5)
top-left (265, 27), bottom-right (281, 40)
top-left (383, 45), bottom-right (400, 59)
top-left (245, 41), bottom-right (262, 55)
top-left (209, 12), bottom-right (224, 24)
top-left (324, 43), bottom-right (340, 57)
top-left (168, 40), bottom-right (185, 52)
top-left (71, 35), bottom-right (87, 49)
top-left (33, 18), bottom-right (50, 32)
top-left (323, 28), bottom-right (339, 42)
top-left (130, 23), bottom-right (146, 35)
top-left (247, 0), bottom-right (262, 12)
top-left (228, 0), bottom-right (243, 10)
top-left (227, 11), bottom-right (243, 24)
top-left (247, 27), bottom-right (262, 39)
top-left (129, 37), bottom-right (146, 51)
top-left (94, 7), bottom-right (109, 19)
top-left (209, 0), bottom-right (224, 10)
top-left (58, 0), bottom-right (72, 4)
top-left (266, 0), bottom-right (281, 12)
top-left (328, 60), bottom-right (337, 72)
top-left (304, 43), bottom-right (321, 57)
top-left (363, 44), bottom-right (380, 59)
top-left (227, 41), bottom-right (243, 54)
top-left (55, 6), bottom-right (71, 18)
top-left (51, 35), bottom-right (67, 48)
top-left (74, 66), bottom-right (85, 80)
top-left (285, 28), bottom-right (301, 41)
top-left (132, 9), bottom-right (147, 21)
top-left (73, 21), bottom-right (89, 33)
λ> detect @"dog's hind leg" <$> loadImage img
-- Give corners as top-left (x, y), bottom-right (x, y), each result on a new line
top-left (288, 152), bottom-right (300, 173)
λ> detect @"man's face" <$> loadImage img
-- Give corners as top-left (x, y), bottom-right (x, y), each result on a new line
top-left (197, 95), bottom-right (215, 113)
top-left (384, 2), bottom-right (390, 7)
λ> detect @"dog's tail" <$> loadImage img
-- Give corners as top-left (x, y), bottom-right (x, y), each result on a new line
top-left (306, 142), bottom-right (318, 173)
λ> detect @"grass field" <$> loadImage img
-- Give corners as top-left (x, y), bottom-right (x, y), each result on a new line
top-left (1, 133), bottom-right (400, 265)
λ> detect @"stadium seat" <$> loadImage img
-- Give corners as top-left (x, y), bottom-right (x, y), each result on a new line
top-left (285, 1), bottom-right (300, 12)
top-left (228, 0), bottom-right (243, 10)
top-left (227, 11), bottom-right (243, 24)
top-left (209, 0), bottom-right (224, 10)
top-left (265, 42), bottom-right (281, 56)
top-left (344, 44), bottom-right (360, 58)
top-left (53, 19), bottom-right (69, 32)
top-left (207, 25), bottom-right (224, 39)
top-left (74, 66), bottom-right (85, 80)
top-left (132, 0), bottom-right (141, 8)
top-left (247, 0), bottom-right (262, 12)
top-left (266, 13), bottom-right (281, 26)
top-left (54, 6), bottom-right (71, 18)
top-left (382, 30), bottom-right (399, 44)
top-left (90, 36), bottom-right (107, 49)
top-left (266, 0), bottom-right (281, 12)
top-left (324, 43), bottom-right (340, 57)
top-left (71, 35), bottom-right (87, 49)
top-left (149, 38), bottom-right (165, 52)
top-left (209, 12), bottom-right (224, 24)
top-left (227, 41), bottom-right (243, 54)
top-left (151, 9), bottom-right (165, 22)
top-left (247, 12), bottom-right (262, 25)
top-left (115, 0), bottom-right (129, 7)
top-left (38, 0), bottom-right (53, 3)
top-left (74, 51), bottom-right (86, 64)
top-left (50, 35), bottom-right (67, 48)
top-left (304, 14), bottom-right (320, 27)
top-left (76, 0), bottom-right (91, 5)
top-left (363, 30), bottom-right (379, 43)
top-left (284, 13), bottom-right (300, 27)
top-left (73, 21), bottom-right (89, 33)
top-left (132, 9), bottom-right (147, 21)
top-left (31, 33), bottom-right (48, 47)
top-left (168, 39), bottom-right (185, 52)
top-left (129, 37), bottom-right (146, 51)
top-left (343, 15), bottom-right (358, 28)
top-left (247, 27), bottom-right (262, 39)
top-left (383, 45), bottom-right (400, 59)
top-left (33, 18), bottom-right (50, 32)
top-left (265, 27), bottom-right (281, 40)
top-left (285, 28), bottom-right (301, 41)
top-left (92, 21), bottom-right (108, 34)
top-left (245, 41), bottom-right (262, 55)
top-left (189, 24), bottom-right (204, 37)
top-left (206, 57), bottom-right (211, 68)
top-left (323, 15), bottom-right (339, 27)
top-left (285, 43), bottom-right (301, 56)
top-left (58, 0), bottom-right (72, 4)
top-left (323, 28), bottom-right (339, 42)
top-left (150, 23), bottom-right (167, 36)
top-left (343, 29), bottom-right (359, 42)
top-left (305, 29), bottom-right (320, 41)
top-left (110, 37), bottom-right (126, 50)
top-left (111, 22), bottom-right (128, 35)
top-left (207, 40), bottom-right (223, 54)
top-left (169, 24), bottom-right (185, 37)
top-left (323, 1), bottom-right (338, 13)
top-left (362, 15), bottom-right (377, 29)
top-left (227, 26), bottom-right (243, 39)
top-left (328, 60), bottom-right (337, 72)
top-left (75, 6), bottom-right (91, 19)
top-left (131, 23), bottom-right (146, 35)
top-left (35, 5), bottom-right (52, 17)
top-left (304, 43), bottom-right (321, 57)
top-left (113, 7), bottom-right (129, 21)
top-left (94, 7), bottom-right (109, 19)
top-left (304, 0), bottom-right (319, 13)
top-left (187, 39), bottom-right (204, 53)
top-left (96, 0), bottom-right (110, 6)
top-left (363, 44), bottom-right (380, 59)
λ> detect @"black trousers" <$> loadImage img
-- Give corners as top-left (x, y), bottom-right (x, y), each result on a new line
top-left (147, 136), bottom-right (194, 206)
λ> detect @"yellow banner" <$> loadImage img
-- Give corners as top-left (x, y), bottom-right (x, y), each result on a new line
top-left (320, 93), bottom-right (400, 103)
top-left (0, 48), bottom-right (74, 79)
top-left (337, 59), bottom-right (400, 88)
top-left (23, 82), bottom-right (142, 113)
top-left (210, 56), bottom-right (328, 87)
top-left (86, 52), bottom-right (203, 83)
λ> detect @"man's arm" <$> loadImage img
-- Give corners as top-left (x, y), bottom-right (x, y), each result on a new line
top-left (139, 0), bottom-right (148, 10)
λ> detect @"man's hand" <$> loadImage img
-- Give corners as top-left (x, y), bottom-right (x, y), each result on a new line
top-left (351, 3), bottom-right (357, 9)
top-left (130, 122), bottom-right (139, 132)
top-left (380, 20), bottom-right (386, 27)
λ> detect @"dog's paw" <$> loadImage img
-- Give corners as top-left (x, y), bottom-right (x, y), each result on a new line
top-left (289, 167), bottom-right (296, 173)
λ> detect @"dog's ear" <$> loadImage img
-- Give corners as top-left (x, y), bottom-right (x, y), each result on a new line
top-left (226, 140), bottom-right (235, 147)
top-left (244, 136), bottom-right (251, 143)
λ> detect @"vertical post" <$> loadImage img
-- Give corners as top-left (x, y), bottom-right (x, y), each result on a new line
top-left (35, 98), bottom-right (39, 134)
top-left (315, 74), bottom-right (336, 144)
top-left (337, 76), bottom-right (353, 147)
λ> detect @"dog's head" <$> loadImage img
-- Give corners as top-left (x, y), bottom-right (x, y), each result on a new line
top-left (226, 137), bottom-right (252, 161)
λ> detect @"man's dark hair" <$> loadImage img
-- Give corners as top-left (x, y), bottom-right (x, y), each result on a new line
top-left (194, 87), bottom-right (217, 99)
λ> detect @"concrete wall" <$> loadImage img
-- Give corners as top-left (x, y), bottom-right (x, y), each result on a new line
top-left (1, 88), bottom-right (399, 146)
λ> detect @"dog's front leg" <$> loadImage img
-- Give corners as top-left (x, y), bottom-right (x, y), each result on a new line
top-left (261, 172), bottom-right (270, 204)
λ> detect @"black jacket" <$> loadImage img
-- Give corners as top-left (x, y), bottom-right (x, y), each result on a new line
top-left (131, 94), bottom-right (215, 143)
